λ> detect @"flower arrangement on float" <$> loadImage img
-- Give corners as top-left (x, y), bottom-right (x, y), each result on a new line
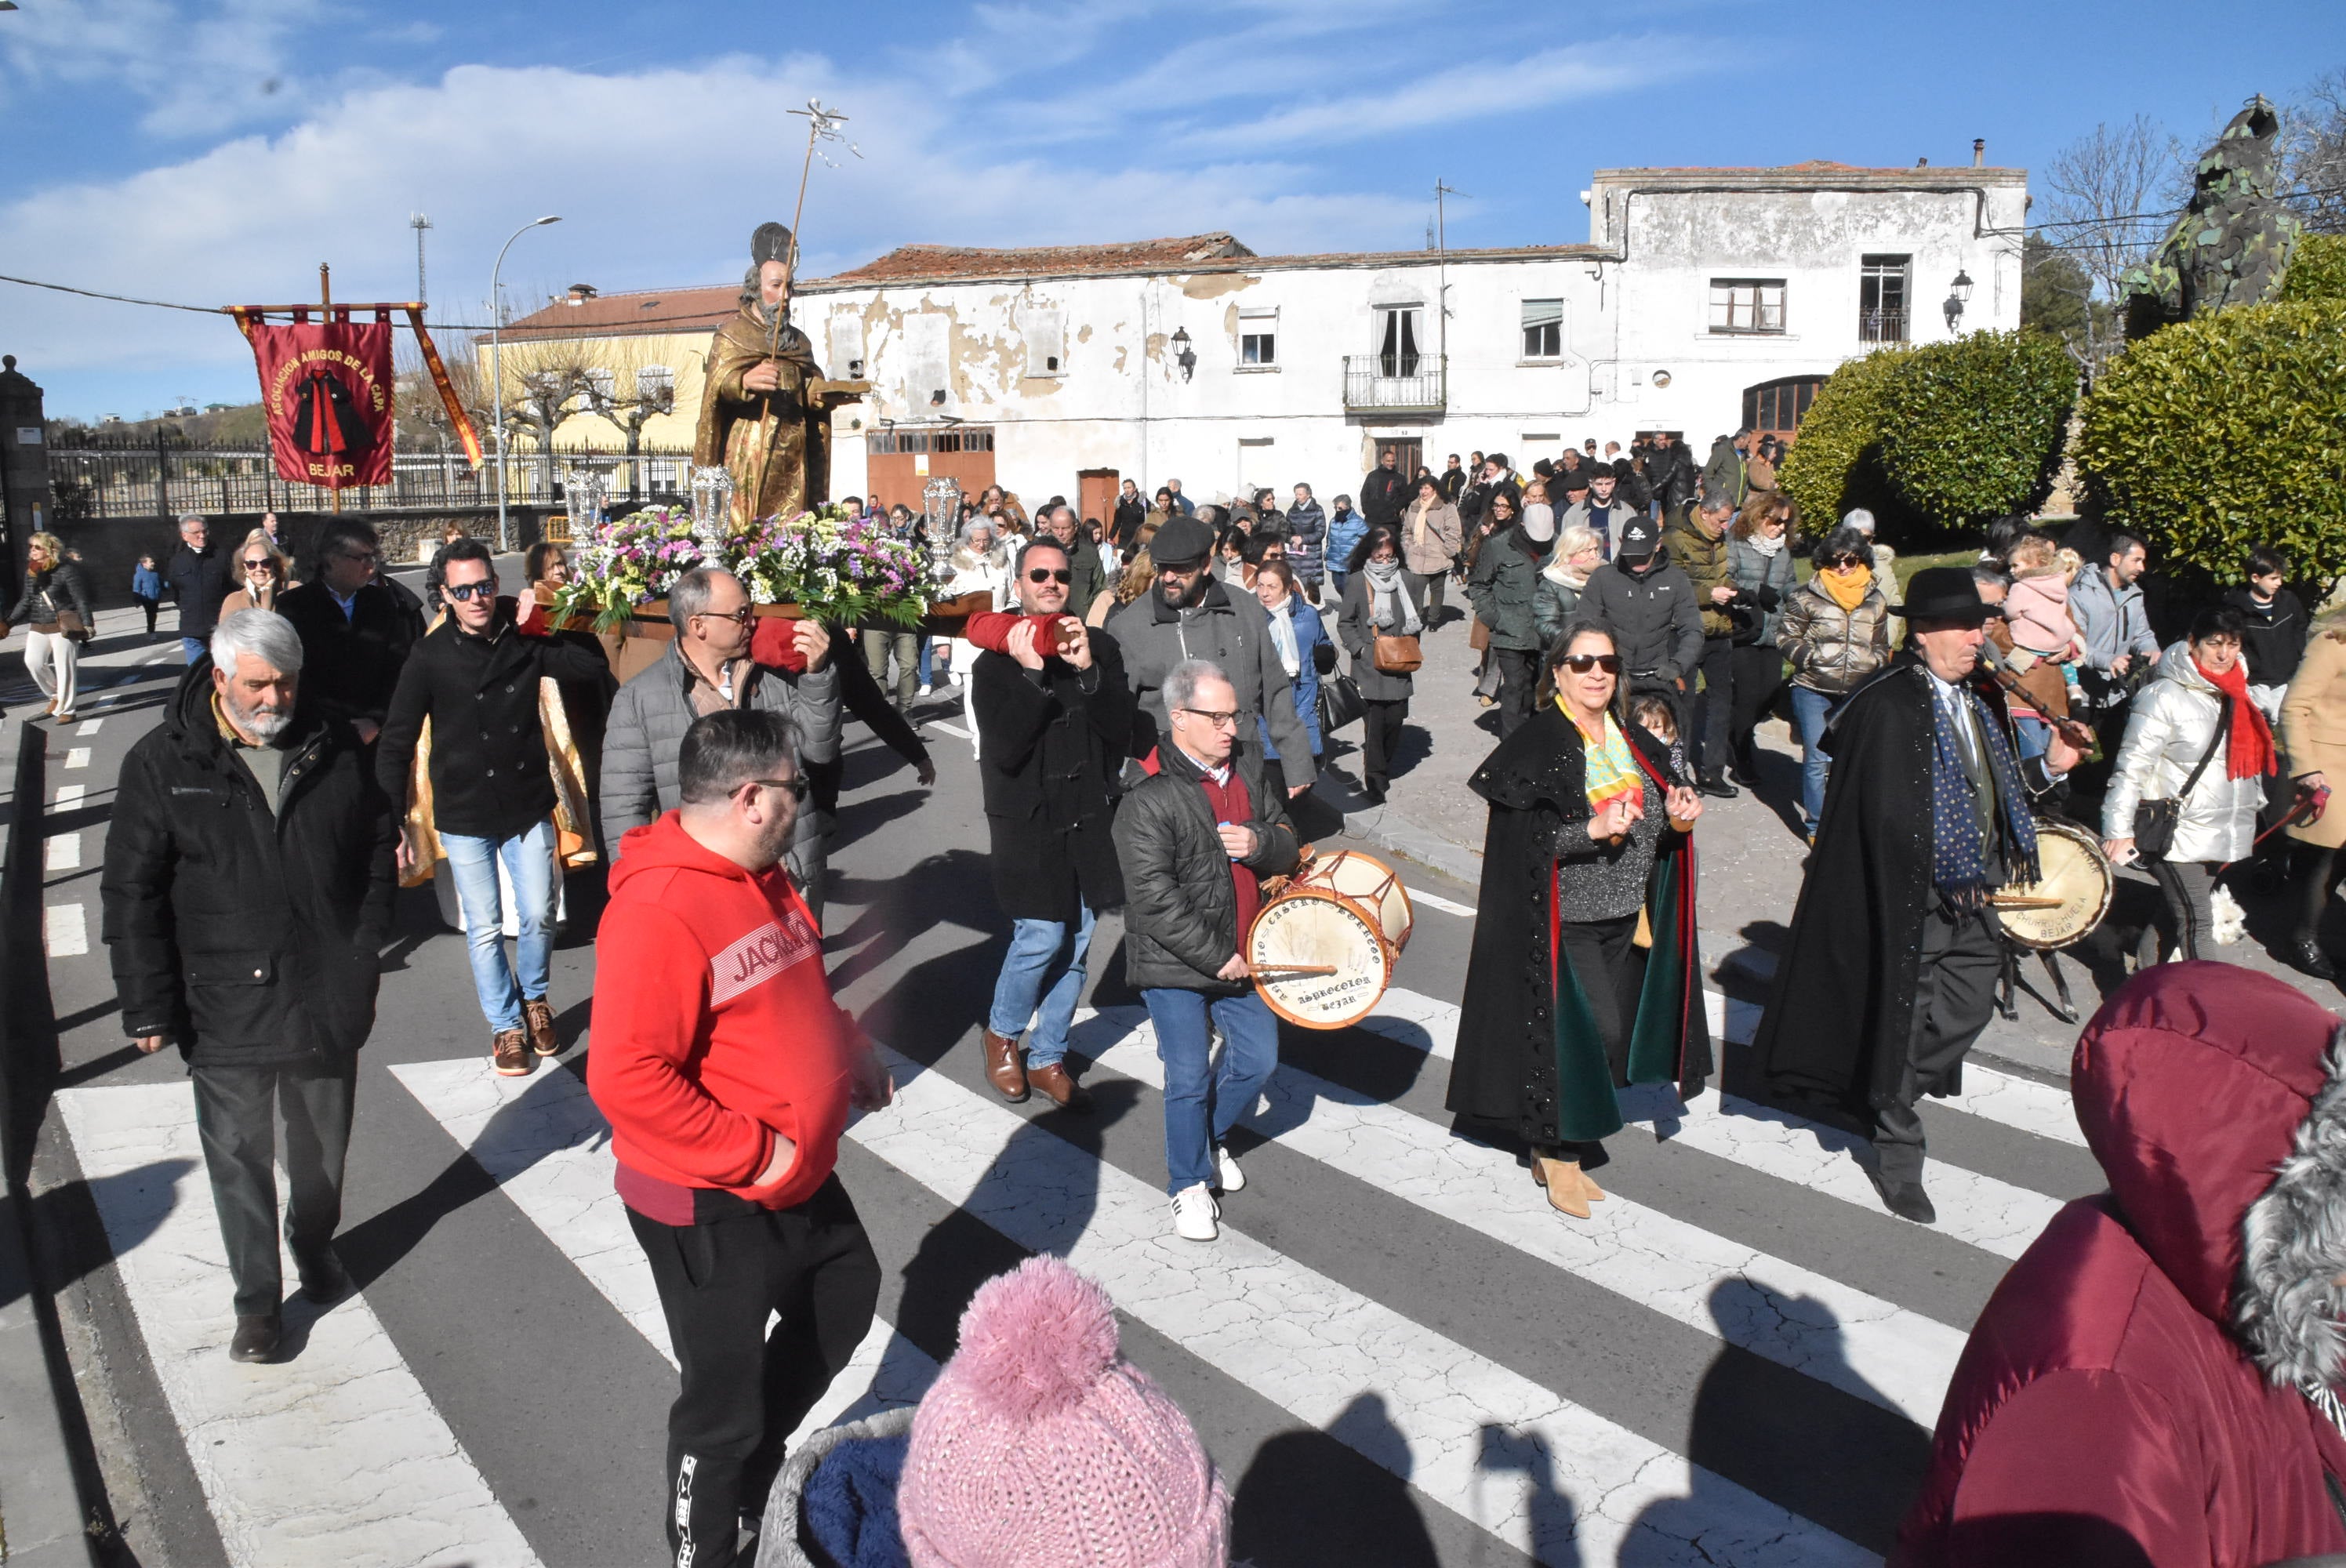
top-left (551, 503), bottom-right (932, 633)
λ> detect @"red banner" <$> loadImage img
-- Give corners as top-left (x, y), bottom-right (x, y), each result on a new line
top-left (238, 309), bottom-right (394, 488)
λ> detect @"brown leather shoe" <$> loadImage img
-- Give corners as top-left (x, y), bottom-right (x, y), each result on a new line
top-left (523, 997), bottom-right (561, 1057)
top-left (1026, 1061), bottom-right (1093, 1113)
top-left (982, 1028), bottom-right (1029, 1102)
top-left (492, 1028), bottom-right (533, 1077)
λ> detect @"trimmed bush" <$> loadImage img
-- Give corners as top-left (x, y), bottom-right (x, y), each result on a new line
top-left (2279, 233), bottom-right (2346, 304)
top-left (1876, 331), bottom-right (2075, 527)
top-left (1776, 343), bottom-right (1916, 537)
top-left (2076, 300), bottom-right (2346, 583)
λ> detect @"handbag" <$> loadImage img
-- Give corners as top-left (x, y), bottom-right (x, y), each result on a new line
top-left (1467, 615), bottom-right (1491, 652)
top-left (2133, 704), bottom-right (2232, 861)
top-left (56, 608), bottom-right (90, 643)
top-left (1372, 633), bottom-right (1424, 675)
top-left (1319, 672), bottom-right (1367, 735)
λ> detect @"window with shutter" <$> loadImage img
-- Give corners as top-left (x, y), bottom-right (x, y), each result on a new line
top-left (1521, 298), bottom-right (1563, 359)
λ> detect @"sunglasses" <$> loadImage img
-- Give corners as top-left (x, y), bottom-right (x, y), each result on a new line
top-left (242, 557), bottom-right (276, 571)
top-left (1026, 568), bottom-right (1071, 584)
top-left (1560, 654), bottom-right (1622, 674)
top-left (443, 580), bottom-right (498, 603)
top-left (1825, 554), bottom-right (1866, 568)
top-left (735, 776), bottom-right (809, 802)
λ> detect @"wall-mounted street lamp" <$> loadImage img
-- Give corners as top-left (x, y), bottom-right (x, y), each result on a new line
top-left (1943, 268), bottom-right (1974, 332)
top-left (1170, 326), bottom-right (1196, 382)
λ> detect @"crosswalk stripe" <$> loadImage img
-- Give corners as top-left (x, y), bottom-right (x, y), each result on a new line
top-left (387, 1059), bottom-right (938, 1448)
top-left (1072, 1005), bottom-right (1964, 1424)
top-left (853, 1047), bottom-right (1872, 1566)
top-left (53, 782), bottom-right (85, 809)
top-left (927, 720), bottom-right (973, 739)
top-left (45, 832), bottom-right (81, 872)
top-left (1403, 884), bottom-right (1475, 916)
top-left (54, 1082), bottom-right (543, 1568)
top-left (64, 746), bottom-right (90, 768)
top-left (79, 717), bottom-right (104, 735)
top-left (44, 902), bottom-right (87, 957)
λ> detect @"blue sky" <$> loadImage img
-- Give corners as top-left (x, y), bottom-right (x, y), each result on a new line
top-left (4, 0), bottom-right (2339, 420)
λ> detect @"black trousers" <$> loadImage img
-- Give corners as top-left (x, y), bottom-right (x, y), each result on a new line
top-left (629, 1174), bottom-right (881, 1568)
top-left (1690, 635), bottom-right (1736, 775)
top-left (191, 1057), bottom-right (357, 1317)
top-left (2290, 842), bottom-right (2346, 945)
top-left (1872, 904), bottom-right (2003, 1185)
top-left (1727, 644), bottom-right (1785, 756)
top-left (136, 595), bottom-right (160, 634)
top-left (1494, 648), bottom-right (1538, 737)
top-left (1404, 569), bottom-right (1447, 623)
top-left (1360, 698), bottom-right (1410, 791)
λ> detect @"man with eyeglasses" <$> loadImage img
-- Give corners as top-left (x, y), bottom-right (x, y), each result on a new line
top-left (278, 518), bottom-right (424, 744)
top-left (165, 511), bottom-right (233, 665)
top-left (1113, 657), bottom-right (1300, 1242)
top-left (972, 536), bottom-right (1133, 1109)
top-left (590, 706), bottom-right (891, 1568)
top-left (376, 538), bottom-right (612, 1077)
top-left (601, 564), bottom-right (840, 923)
top-left (1105, 513), bottom-right (1315, 796)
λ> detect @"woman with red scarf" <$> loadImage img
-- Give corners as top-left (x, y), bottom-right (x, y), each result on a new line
top-left (2102, 605), bottom-right (2276, 962)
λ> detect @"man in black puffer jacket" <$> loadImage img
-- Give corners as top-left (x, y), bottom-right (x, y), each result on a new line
top-left (1113, 657), bottom-right (1301, 1243)
top-left (101, 609), bottom-right (398, 1363)
top-left (1581, 514), bottom-right (1704, 718)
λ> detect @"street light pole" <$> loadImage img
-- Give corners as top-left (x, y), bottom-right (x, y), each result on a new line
top-left (490, 214), bottom-right (561, 553)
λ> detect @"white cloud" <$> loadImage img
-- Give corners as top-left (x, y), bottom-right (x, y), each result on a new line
top-left (0, 0), bottom-right (329, 136)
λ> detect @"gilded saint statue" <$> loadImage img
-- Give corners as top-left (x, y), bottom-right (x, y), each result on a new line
top-left (692, 221), bottom-right (862, 530)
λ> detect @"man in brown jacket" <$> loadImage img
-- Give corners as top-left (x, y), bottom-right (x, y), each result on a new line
top-left (1664, 497), bottom-right (1740, 797)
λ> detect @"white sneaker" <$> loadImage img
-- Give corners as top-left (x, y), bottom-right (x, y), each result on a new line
top-left (1214, 1144), bottom-right (1246, 1193)
top-left (1170, 1182), bottom-right (1219, 1241)
top-left (917, 682), bottom-right (933, 697)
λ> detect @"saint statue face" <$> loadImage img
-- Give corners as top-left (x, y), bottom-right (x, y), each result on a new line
top-left (758, 259), bottom-right (792, 309)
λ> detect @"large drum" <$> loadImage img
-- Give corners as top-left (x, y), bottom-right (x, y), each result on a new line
top-left (1247, 849), bottom-right (1414, 1029)
top-left (1992, 819), bottom-right (2113, 950)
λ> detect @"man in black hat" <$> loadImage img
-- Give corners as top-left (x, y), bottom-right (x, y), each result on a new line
top-left (1754, 568), bottom-right (2080, 1223)
top-left (1105, 513), bottom-right (1313, 794)
top-left (1580, 512), bottom-right (1703, 717)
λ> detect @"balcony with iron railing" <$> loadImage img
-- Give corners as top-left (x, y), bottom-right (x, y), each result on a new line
top-left (1343, 354), bottom-right (1447, 415)
top-left (1859, 307), bottom-right (1909, 343)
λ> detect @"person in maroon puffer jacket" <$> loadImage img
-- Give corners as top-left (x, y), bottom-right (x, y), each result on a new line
top-left (1898, 962), bottom-right (2346, 1568)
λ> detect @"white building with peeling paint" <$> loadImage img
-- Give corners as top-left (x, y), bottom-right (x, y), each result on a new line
top-left (505, 158), bottom-right (2025, 517)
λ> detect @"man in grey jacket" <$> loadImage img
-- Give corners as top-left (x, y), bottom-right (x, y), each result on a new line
top-left (601, 566), bottom-right (842, 920)
top-left (2072, 532), bottom-right (2163, 695)
top-left (1106, 514), bottom-right (1314, 795)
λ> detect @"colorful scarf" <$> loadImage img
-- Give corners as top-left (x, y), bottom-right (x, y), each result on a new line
top-left (1562, 702), bottom-right (1643, 816)
top-left (2195, 653), bottom-right (2278, 779)
top-left (1929, 679), bottom-right (2039, 911)
top-left (1819, 564), bottom-right (1871, 611)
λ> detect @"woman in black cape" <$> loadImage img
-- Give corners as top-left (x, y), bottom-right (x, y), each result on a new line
top-left (1444, 621), bottom-right (1712, 1216)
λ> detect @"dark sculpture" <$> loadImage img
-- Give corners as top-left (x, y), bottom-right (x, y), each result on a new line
top-left (2123, 95), bottom-right (2304, 339)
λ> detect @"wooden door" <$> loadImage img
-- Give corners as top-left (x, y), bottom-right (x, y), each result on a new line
top-left (1077, 468), bottom-right (1120, 526)
top-left (1385, 437), bottom-right (1424, 487)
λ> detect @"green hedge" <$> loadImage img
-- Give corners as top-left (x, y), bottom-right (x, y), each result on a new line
top-left (1876, 331), bottom-right (2075, 526)
top-left (2076, 300), bottom-right (2346, 582)
top-left (1776, 343), bottom-right (1916, 537)
top-left (2279, 233), bottom-right (2346, 304)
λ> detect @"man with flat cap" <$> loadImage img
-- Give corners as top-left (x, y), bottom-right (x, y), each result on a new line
top-left (1106, 512), bottom-right (1315, 795)
top-left (1754, 568), bottom-right (2079, 1224)
top-left (693, 222), bottom-right (857, 530)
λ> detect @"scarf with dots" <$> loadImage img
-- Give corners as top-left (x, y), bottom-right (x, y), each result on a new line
top-left (1930, 681), bottom-right (2039, 912)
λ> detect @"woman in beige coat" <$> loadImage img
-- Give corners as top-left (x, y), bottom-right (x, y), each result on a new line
top-left (2280, 609), bottom-right (2346, 978)
top-left (1399, 475), bottom-right (1463, 629)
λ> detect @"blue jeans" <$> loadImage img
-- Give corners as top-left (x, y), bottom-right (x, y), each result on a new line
top-left (917, 636), bottom-right (934, 687)
top-left (182, 637), bottom-right (209, 664)
top-left (986, 902), bottom-right (1095, 1070)
top-left (1789, 685), bottom-right (1844, 829)
top-left (1142, 988), bottom-right (1279, 1195)
top-left (2011, 713), bottom-right (2051, 764)
top-left (440, 818), bottom-right (557, 1034)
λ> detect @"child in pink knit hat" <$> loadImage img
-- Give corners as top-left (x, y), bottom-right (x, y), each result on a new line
top-left (897, 1255), bottom-right (1229, 1568)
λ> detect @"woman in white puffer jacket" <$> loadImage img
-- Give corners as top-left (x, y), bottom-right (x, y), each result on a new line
top-left (2102, 608), bottom-right (2277, 962)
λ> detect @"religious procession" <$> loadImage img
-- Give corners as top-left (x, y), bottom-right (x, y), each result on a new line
top-left (4, 27), bottom-right (2346, 1568)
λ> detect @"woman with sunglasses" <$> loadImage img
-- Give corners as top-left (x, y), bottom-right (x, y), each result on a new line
top-left (223, 530), bottom-right (287, 615)
top-left (1776, 524), bottom-right (1892, 837)
top-left (1, 531), bottom-right (94, 723)
top-left (1446, 621), bottom-right (1709, 1218)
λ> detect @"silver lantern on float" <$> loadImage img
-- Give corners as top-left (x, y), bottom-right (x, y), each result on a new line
top-left (689, 466), bottom-right (735, 550)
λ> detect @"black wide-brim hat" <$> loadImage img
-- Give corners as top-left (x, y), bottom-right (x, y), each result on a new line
top-left (1889, 565), bottom-right (1997, 625)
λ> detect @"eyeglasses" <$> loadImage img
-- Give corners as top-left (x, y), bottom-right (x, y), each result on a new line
top-left (736, 776), bottom-right (809, 802)
top-left (1825, 554), bottom-right (1866, 569)
top-left (1179, 707), bottom-right (1240, 729)
top-left (1026, 568), bottom-right (1072, 584)
top-left (444, 580), bottom-right (498, 603)
top-left (693, 605), bottom-right (754, 626)
top-left (1560, 654), bottom-right (1622, 674)
top-left (242, 557), bottom-right (275, 571)
top-left (339, 549), bottom-right (380, 565)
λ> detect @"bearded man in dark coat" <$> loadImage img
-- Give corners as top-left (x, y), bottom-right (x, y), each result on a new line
top-left (692, 222), bottom-right (856, 528)
top-left (1754, 568), bottom-right (2080, 1225)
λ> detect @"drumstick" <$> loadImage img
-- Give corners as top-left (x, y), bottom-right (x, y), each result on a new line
top-left (1988, 895), bottom-right (2067, 910)
top-left (1251, 964), bottom-right (1340, 977)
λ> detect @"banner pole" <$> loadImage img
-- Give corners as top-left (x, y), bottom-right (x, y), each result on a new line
top-left (320, 264), bottom-right (342, 515)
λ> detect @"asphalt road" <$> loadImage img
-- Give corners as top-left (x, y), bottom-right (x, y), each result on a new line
top-left (17, 603), bottom-right (2109, 1568)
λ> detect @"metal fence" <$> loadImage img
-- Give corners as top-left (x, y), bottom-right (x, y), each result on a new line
top-left (1342, 354), bottom-right (1447, 415)
top-left (46, 437), bottom-right (697, 521)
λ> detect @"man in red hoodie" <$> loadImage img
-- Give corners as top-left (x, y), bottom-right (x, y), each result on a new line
top-left (589, 706), bottom-right (892, 1568)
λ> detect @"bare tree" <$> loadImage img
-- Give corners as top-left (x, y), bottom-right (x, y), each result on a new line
top-left (575, 340), bottom-right (681, 506)
top-left (485, 337), bottom-right (604, 498)
top-left (2285, 67), bottom-right (2346, 234)
top-left (2040, 115), bottom-right (2177, 375)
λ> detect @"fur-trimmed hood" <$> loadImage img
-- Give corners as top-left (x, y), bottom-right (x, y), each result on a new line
top-left (2072, 961), bottom-right (2346, 1390)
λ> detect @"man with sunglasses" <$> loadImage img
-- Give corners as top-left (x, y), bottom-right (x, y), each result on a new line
top-left (278, 518), bottom-right (424, 744)
top-left (1113, 657), bottom-right (1301, 1241)
top-left (376, 539), bottom-right (612, 1077)
top-left (590, 707), bottom-right (891, 1568)
top-left (972, 537), bottom-right (1133, 1109)
top-left (602, 564), bottom-right (840, 924)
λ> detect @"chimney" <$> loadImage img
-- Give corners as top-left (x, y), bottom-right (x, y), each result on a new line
top-left (1973, 138), bottom-right (1985, 168)
top-left (1916, 156), bottom-right (1929, 168)
top-left (565, 283), bottom-right (598, 306)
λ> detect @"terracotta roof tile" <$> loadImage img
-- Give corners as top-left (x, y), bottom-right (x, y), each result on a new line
top-left (825, 232), bottom-right (1256, 284)
top-left (503, 284), bottom-right (736, 340)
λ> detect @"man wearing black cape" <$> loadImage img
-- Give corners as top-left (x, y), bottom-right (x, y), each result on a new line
top-left (1753, 568), bottom-right (2080, 1223)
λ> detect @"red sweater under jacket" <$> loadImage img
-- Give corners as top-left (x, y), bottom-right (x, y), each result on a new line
top-left (587, 811), bottom-right (855, 1221)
